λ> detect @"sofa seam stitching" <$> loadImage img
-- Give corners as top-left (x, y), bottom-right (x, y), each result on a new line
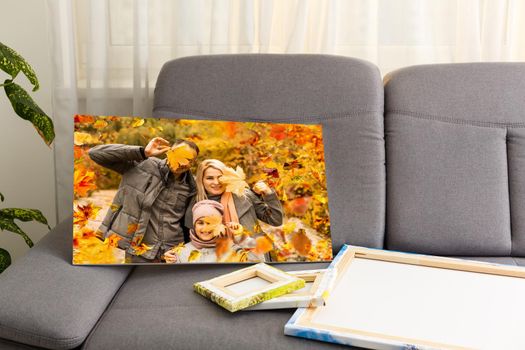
top-left (152, 107), bottom-right (382, 122)
top-left (0, 324), bottom-right (83, 346)
top-left (506, 129), bottom-right (514, 256)
top-left (387, 110), bottom-right (525, 128)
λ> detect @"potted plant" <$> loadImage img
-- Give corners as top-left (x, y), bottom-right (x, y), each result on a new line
top-left (0, 42), bottom-right (55, 273)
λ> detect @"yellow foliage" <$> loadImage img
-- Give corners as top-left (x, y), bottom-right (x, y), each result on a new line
top-left (134, 243), bottom-right (153, 256)
top-left (166, 143), bottom-right (195, 172)
top-left (171, 242), bottom-right (185, 255)
top-left (130, 118), bottom-right (145, 127)
top-left (188, 250), bottom-right (202, 262)
top-left (93, 120), bottom-right (109, 129)
top-left (73, 202), bottom-right (101, 226)
top-left (254, 236), bottom-right (273, 255)
top-left (219, 166), bottom-right (249, 197)
top-left (73, 168), bottom-right (97, 197)
top-left (73, 227), bottom-right (118, 264)
top-left (74, 132), bottom-right (99, 146)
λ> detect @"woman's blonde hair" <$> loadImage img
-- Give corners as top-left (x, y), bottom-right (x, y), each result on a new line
top-left (195, 159), bottom-right (228, 201)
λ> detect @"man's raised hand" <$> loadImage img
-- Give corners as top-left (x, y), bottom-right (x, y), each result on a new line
top-left (144, 137), bottom-right (171, 158)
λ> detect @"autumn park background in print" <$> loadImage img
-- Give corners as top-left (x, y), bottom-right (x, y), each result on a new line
top-left (73, 115), bottom-right (332, 264)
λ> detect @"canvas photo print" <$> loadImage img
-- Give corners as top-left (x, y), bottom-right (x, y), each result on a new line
top-left (73, 115), bottom-right (332, 264)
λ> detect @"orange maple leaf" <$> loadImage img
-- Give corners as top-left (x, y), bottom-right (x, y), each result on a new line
top-left (73, 203), bottom-right (101, 226)
top-left (73, 168), bottom-right (97, 197)
top-left (73, 145), bottom-right (84, 160)
top-left (127, 223), bottom-right (139, 235)
top-left (291, 229), bottom-right (312, 256)
top-left (215, 237), bottom-right (233, 259)
top-left (269, 125), bottom-right (288, 141)
top-left (74, 115), bottom-right (95, 124)
top-left (166, 143), bottom-right (195, 172)
top-left (254, 236), bottom-right (273, 255)
top-left (107, 234), bottom-right (122, 248)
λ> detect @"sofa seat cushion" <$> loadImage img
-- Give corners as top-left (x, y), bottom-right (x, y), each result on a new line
top-left (83, 262), bottom-right (354, 350)
top-left (0, 218), bottom-right (133, 350)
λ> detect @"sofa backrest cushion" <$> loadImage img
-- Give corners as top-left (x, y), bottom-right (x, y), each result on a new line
top-left (384, 63), bottom-right (525, 256)
top-left (153, 54), bottom-right (385, 252)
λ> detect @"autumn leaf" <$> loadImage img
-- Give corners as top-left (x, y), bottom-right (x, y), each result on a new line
top-left (269, 124), bottom-right (288, 140)
top-left (215, 237), bottom-right (232, 259)
top-left (166, 143), bottom-right (195, 172)
top-left (74, 131), bottom-right (99, 146)
top-left (127, 223), bottom-right (139, 235)
top-left (313, 194), bottom-right (328, 204)
top-left (110, 203), bottom-right (121, 212)
top-left (171, 242), bottom-right (185, 255)
top-left (220, 249), bottom-right (249, 263)
top-left (93, 119), bottom-right (108, 129)
top-left (254, 235), bottom-right (273, 255)
top-left (74, 115), bottom-right (95, 124)
top-left (282, 221), bottom-right (297, 235)
top-left (197, 215), bottom-right (224, 238)
top-left (291, 229), bottom-right (312, 256)
top-left (107, 234), bottom-right (121, 248)
top-left (219, 166), bottom-right (249, 197)
top-left (262, 167), bottom-right (279, 178)
top-left (73, 226), bottom-right (121, 264)
top-left (73, 203), bottom-right (101, 226)
top-left (73, 168), bottom-right (97, 197)
top-left (73, 145), bottom-right (84, 160)
top-left (286, 196), bottom-right (311, 216)
top-left (80, 227), bottom-right (97, 239)
top-left (134, 243), bottom-right (152, 256)
top-left (130, 118), bottom-right (145, 128)
top-left (188, 250), bottom-right (201, 262)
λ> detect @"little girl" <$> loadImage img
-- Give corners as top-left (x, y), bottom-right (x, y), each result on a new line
top-left (164, 200), bottom-right (264, 263)
top-left (168, 200), bottom-right (226, 263)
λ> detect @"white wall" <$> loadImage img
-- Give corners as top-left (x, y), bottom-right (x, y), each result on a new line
top-left (0, 0), bottom-right (56, 262)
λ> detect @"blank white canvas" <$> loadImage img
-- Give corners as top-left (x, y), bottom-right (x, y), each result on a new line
top-left (312, 258), bottom-right (525, 349)
top-left (226, 276), bottom-right (272, 295)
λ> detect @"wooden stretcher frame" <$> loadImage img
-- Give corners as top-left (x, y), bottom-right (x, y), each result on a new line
top-left (285, 245), bottom-right (525, 350)
top-left (244, 268), bottom-right (337, 310)
top-left (194, 263), bottom-right (305, 312)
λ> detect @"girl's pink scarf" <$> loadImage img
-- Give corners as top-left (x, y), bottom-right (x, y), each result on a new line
top-left (189, 229), bottom-right (216, 249)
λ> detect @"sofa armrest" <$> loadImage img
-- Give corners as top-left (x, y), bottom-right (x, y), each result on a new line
top-left (0, 217), bottom-right (133, 349)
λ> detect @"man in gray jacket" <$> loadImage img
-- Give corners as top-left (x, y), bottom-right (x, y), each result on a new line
top-left (89, 137), bottom-right (199, 263)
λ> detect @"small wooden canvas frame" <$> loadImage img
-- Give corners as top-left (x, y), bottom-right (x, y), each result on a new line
top-left (194, 263), bottom-right (305, 312)
top-left (245, 269), bottom-right (337, 310)
top-left (285, 245), bottom-right (525, 350)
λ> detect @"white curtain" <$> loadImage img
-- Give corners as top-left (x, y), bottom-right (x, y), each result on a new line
top-left (48, 0), bottom-right (525, 221)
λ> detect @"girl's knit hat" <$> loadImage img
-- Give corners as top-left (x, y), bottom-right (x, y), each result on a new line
top-left (192, 200), bottom-right (224, 225)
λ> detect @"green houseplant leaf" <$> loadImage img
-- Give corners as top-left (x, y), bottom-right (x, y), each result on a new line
top-left (0, 192), bottom-right (4, 202)
top-left (0, 248), bottom-right (11, 274)
top-left (0, 41), bottom-right (39, 91)
top-left (0, 208), bottom-right (50, 229)
top-left (4, 80), bottom-right (55, 146)
top-left (0, 215), bottom-right (34, 247)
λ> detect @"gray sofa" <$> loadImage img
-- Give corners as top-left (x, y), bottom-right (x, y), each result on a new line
top-left (0, 55), bottom-right (524, 350)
